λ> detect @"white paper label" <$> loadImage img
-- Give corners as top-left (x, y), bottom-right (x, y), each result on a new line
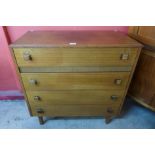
top-left (69, 42), bottom-right (77, 46)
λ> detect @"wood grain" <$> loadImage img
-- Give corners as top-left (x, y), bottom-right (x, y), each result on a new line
top-left (117, 47), bottom-right (142, 115)
top-left (21, 72), bottom-right (130, 91)
top-left (129, 49), bottom-right (155, 110)
top-left (19, 66), bottom-right (132, 73)
top-left (26, 90), bottom-right (124, 106)
top-left (9, 48), bottom-right (33, 116)
top-left (13, 48), bottom-right (138, 67)
top-left (129, 26), bottom-right (155, 49)
top-left (10, 31), bottom-right (142, 48)
top-left (129, 94), bottom-right (155, 111)
top-left (31, 104), bottom-right (119, 117)
top-left (128, 27), bottom-right (139, 36)
top-left (9, 30), bottom-right (142, 122)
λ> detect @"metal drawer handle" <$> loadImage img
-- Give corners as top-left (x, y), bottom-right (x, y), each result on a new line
top-left (34, 96), bottom-right (41, 101)
top-left (111, 95), bottom-right (118, 101)
top-left (120, 53), bottom-right (129, 60)
top-left (36, 108), bottom-right (44, 114)
top-left (114, 79), bottom-right (122, 85)
top-left (23, 52), bottom-right (32, 61)
top-left (29, 79), bottom-right (37, 85)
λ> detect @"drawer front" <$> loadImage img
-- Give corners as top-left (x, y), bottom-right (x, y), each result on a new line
top-left (30, 104), bottom-right (119, 117)
top-left (21, 72), bottom-right (130, 90)
top-left (13, 48), bottom-right (138, 67)
top-left (26, 90), bottom-right (124, 106)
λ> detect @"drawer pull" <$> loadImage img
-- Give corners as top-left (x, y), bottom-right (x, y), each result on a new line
top-left (34, 96), bottom-right (41, 101)
top-left (29, 79), bottom-right (37, 85)
top-left (36, 109), bottom-right (44, 114)
top-left (111, 95), bottom-right (118, 101)
top-left (23, 53), bottom-right (32, 61)
top-left (114, 79), bottom-right (122, 85)
top-left (107, 108), bottom-right (113, 114)
top-left (120, 53), bottom-right (129, 60)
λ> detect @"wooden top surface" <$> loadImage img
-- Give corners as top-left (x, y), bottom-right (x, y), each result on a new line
top-left (10, 30), bottom-right (143, 48)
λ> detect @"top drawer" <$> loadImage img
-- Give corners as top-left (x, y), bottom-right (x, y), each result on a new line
top-left (13, 48), bottom-right (138, 67)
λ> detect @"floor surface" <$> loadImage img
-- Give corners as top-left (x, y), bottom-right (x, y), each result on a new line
top-left (0, 97), bottom-right (155, 129)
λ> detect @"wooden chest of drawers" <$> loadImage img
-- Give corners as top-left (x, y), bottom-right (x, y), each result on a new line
top-left (10, 31), bottom-right (142, 124)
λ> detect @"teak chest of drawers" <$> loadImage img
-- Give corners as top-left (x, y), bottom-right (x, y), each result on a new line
top-left (10, 31), bottom-right (142, 124)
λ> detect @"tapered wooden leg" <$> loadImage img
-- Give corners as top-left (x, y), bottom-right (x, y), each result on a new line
top-left (38, 116), bottom-right (44, 125)
top-left (105, 117), bottom-right (112, 124)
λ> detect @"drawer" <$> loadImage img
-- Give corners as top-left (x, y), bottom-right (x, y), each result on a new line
top-left (13, 48), bottom-right (138, 67)
top-left (26, 90), bottom-right (124, 106)
top-left (21, 72), bottom-right (130, 90)
top-left (30, 104), bottom-right (119, 117)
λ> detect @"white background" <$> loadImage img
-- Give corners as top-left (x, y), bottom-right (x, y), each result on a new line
top-left (0, 0), bottom-right (155, 25)
top-left (0, 130), bottom-right (155, 155)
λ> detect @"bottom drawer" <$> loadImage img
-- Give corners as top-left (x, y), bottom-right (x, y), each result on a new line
top-left (30, 104), bottom-right (119, 117)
